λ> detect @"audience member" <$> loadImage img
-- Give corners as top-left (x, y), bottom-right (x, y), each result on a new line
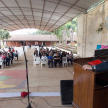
top-left (15, 50), bottom-right (19, 60)
top-left (54, 53), bottom-right (61, 68)
top-left (6, 53), bottom-right (10, 66)
top-left (10, 52), bottom-right (13, 64)
top-left (1, 53), bottom-right (6, 66)
top-left (41, 53), bottom-right (47, 60)
top-left (66, 53), bottom-right (73, 65)
top-left (47, 53), bottom-right (53, 68)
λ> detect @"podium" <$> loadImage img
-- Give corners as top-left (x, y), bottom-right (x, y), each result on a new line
top-left (73, 57), bottom-right (108, 108)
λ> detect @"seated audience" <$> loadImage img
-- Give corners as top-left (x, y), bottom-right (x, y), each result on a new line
top-left (47, 53), bottom-right (53, 68)
top-left (34, 50), bottom-right (39, 57)
top-left (10, 52), bottom-right (13, 64)
top-left (15, 50), bottom-right (19, 60)
top-left (54, 53), bottom-right (61, 68)
top-left (41, 53), bottom-right (47, 60)
top-left (34, 48), bottom-right (38, 53)
top-left (8, 48), bottom-right (11, 52)
top-left (70, 52), bottom-right (73, 59)
top-left (39, 50), bottom-right (43, 59)
top-left (62, 51), bottom-right (66, 57)
top-left (1, 53), bottom-right (6, 66)
top-left (12, 48), bottom-right (15, 52)
top-left (45, 51), bottom-right (49, 57)
top-left (66, 53), bottom-right (73, 65)
top-left (59, 50), bottom-right (62, 55)
top-left (6, 53), bottom-right (10, 66)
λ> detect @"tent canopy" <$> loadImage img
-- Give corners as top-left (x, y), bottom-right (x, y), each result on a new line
top-left (0, 0), bottom-right (102, 31)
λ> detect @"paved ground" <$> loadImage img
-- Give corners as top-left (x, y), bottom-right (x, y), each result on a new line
top-left (0, 49), bottom-right (73, 108)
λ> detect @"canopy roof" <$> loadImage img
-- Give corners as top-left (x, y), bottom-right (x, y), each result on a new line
top-left (0, 0), bottom-right (102, 31)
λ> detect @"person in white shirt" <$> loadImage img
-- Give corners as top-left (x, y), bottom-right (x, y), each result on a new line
top-left (70, 52), bottom-right (73, 59)
top-left (59, 50), bottom-right (62, 55)
top-left (53, 53), bottom-right (56, 57)
top-left (41, 53), bottom-right (47, 60)
top-left (66, 53), bottom-right (73, 65)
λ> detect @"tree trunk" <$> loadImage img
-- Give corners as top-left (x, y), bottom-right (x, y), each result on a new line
top-left (70, 28), bottom-right (74, 44)
top-left (3, 40), bottom-right (4, 45)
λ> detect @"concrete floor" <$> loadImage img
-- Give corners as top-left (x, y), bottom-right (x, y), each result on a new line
top-left (0, 49), bottom-right (73, 108)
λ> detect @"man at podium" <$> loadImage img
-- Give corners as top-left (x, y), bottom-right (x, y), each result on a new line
top-left (83, 60), bottom-right (108, 72)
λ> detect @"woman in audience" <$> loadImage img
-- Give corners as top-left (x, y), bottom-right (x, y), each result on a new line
top-left (12, 48), bottom-right (15, 52)
top-left (1, 53), bottom-right (6, 66)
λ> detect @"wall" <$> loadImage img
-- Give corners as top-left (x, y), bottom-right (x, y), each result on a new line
top-left (77, 1), bottom-right (108, 57)
top-left (7, 41), bottom-right (22, 47)
top-left (7, 41), bottom-right (59, 47)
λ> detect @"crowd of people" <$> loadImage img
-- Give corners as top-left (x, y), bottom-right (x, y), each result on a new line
top-left (0, 47), bottom-right (19, 67)
top-left (34, 47), bottom-right (73, 68)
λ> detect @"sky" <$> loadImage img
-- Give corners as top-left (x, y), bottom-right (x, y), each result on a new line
top-left (9, 28), bottom-right (37, 35)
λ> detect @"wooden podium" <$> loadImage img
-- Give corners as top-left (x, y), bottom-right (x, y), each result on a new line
top-left (73, 57), bottom-right (108, 108)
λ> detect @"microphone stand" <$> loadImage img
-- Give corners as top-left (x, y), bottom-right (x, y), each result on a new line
top-left (21, 41), bottom-right (32, 108)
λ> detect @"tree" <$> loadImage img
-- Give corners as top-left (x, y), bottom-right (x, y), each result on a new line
top-left (53, 18), bottom-right (77, 43)
top-left (66, 18), bottom-right (77, 32)
top-left (53, 25), bottom-right (70, 43)
top-left (0, 29), bottom-right (11, 48)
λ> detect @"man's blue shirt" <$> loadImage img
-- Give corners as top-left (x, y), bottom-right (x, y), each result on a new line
top-left (47, 56), bottom-right (53, 60)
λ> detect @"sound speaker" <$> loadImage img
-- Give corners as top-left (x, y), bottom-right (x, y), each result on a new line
top-left (60, 80), bottom-right (73, 105)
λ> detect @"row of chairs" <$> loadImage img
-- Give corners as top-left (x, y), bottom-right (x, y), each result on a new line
top-left (0, 57), bottom-right (16, 69)
top-left (33, 56), bottom-right (48, 68)
top-left (33, 56), bottom-right (71, 68)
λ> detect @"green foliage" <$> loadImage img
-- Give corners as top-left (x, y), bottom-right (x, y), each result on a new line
top-left (0, 29), bottom-right (11, 47)
top-left (29, 29), bottom-right (52, 35)
top-left (71, 18), bottom-right (77, 32)
top-left (0, 29), bottom-right (11, 41)
top-left (53, 43), bottom-right (56, 46)
top-left (28, 18), bottom-right (77, 42)
top-left (53, 18), bottom-right (77, 41)
top-left (96, 23), bottom-right (103, 33)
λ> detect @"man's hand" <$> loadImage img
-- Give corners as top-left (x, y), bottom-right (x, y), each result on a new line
top-left (82, 64), bottom-right (92, 70)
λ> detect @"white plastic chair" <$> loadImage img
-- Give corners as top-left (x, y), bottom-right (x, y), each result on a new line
top-left (41, 58), bottom-right (48, 68)
top-left (33, 57), bottom-right (40, 67)
top-left (62, 57), bottom-right (68, 67)
top-left (0, 58), bottom-right (3, 69)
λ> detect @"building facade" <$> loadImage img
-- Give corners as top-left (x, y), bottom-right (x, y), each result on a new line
top-left (7, 35), bottom-right (71, 47)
